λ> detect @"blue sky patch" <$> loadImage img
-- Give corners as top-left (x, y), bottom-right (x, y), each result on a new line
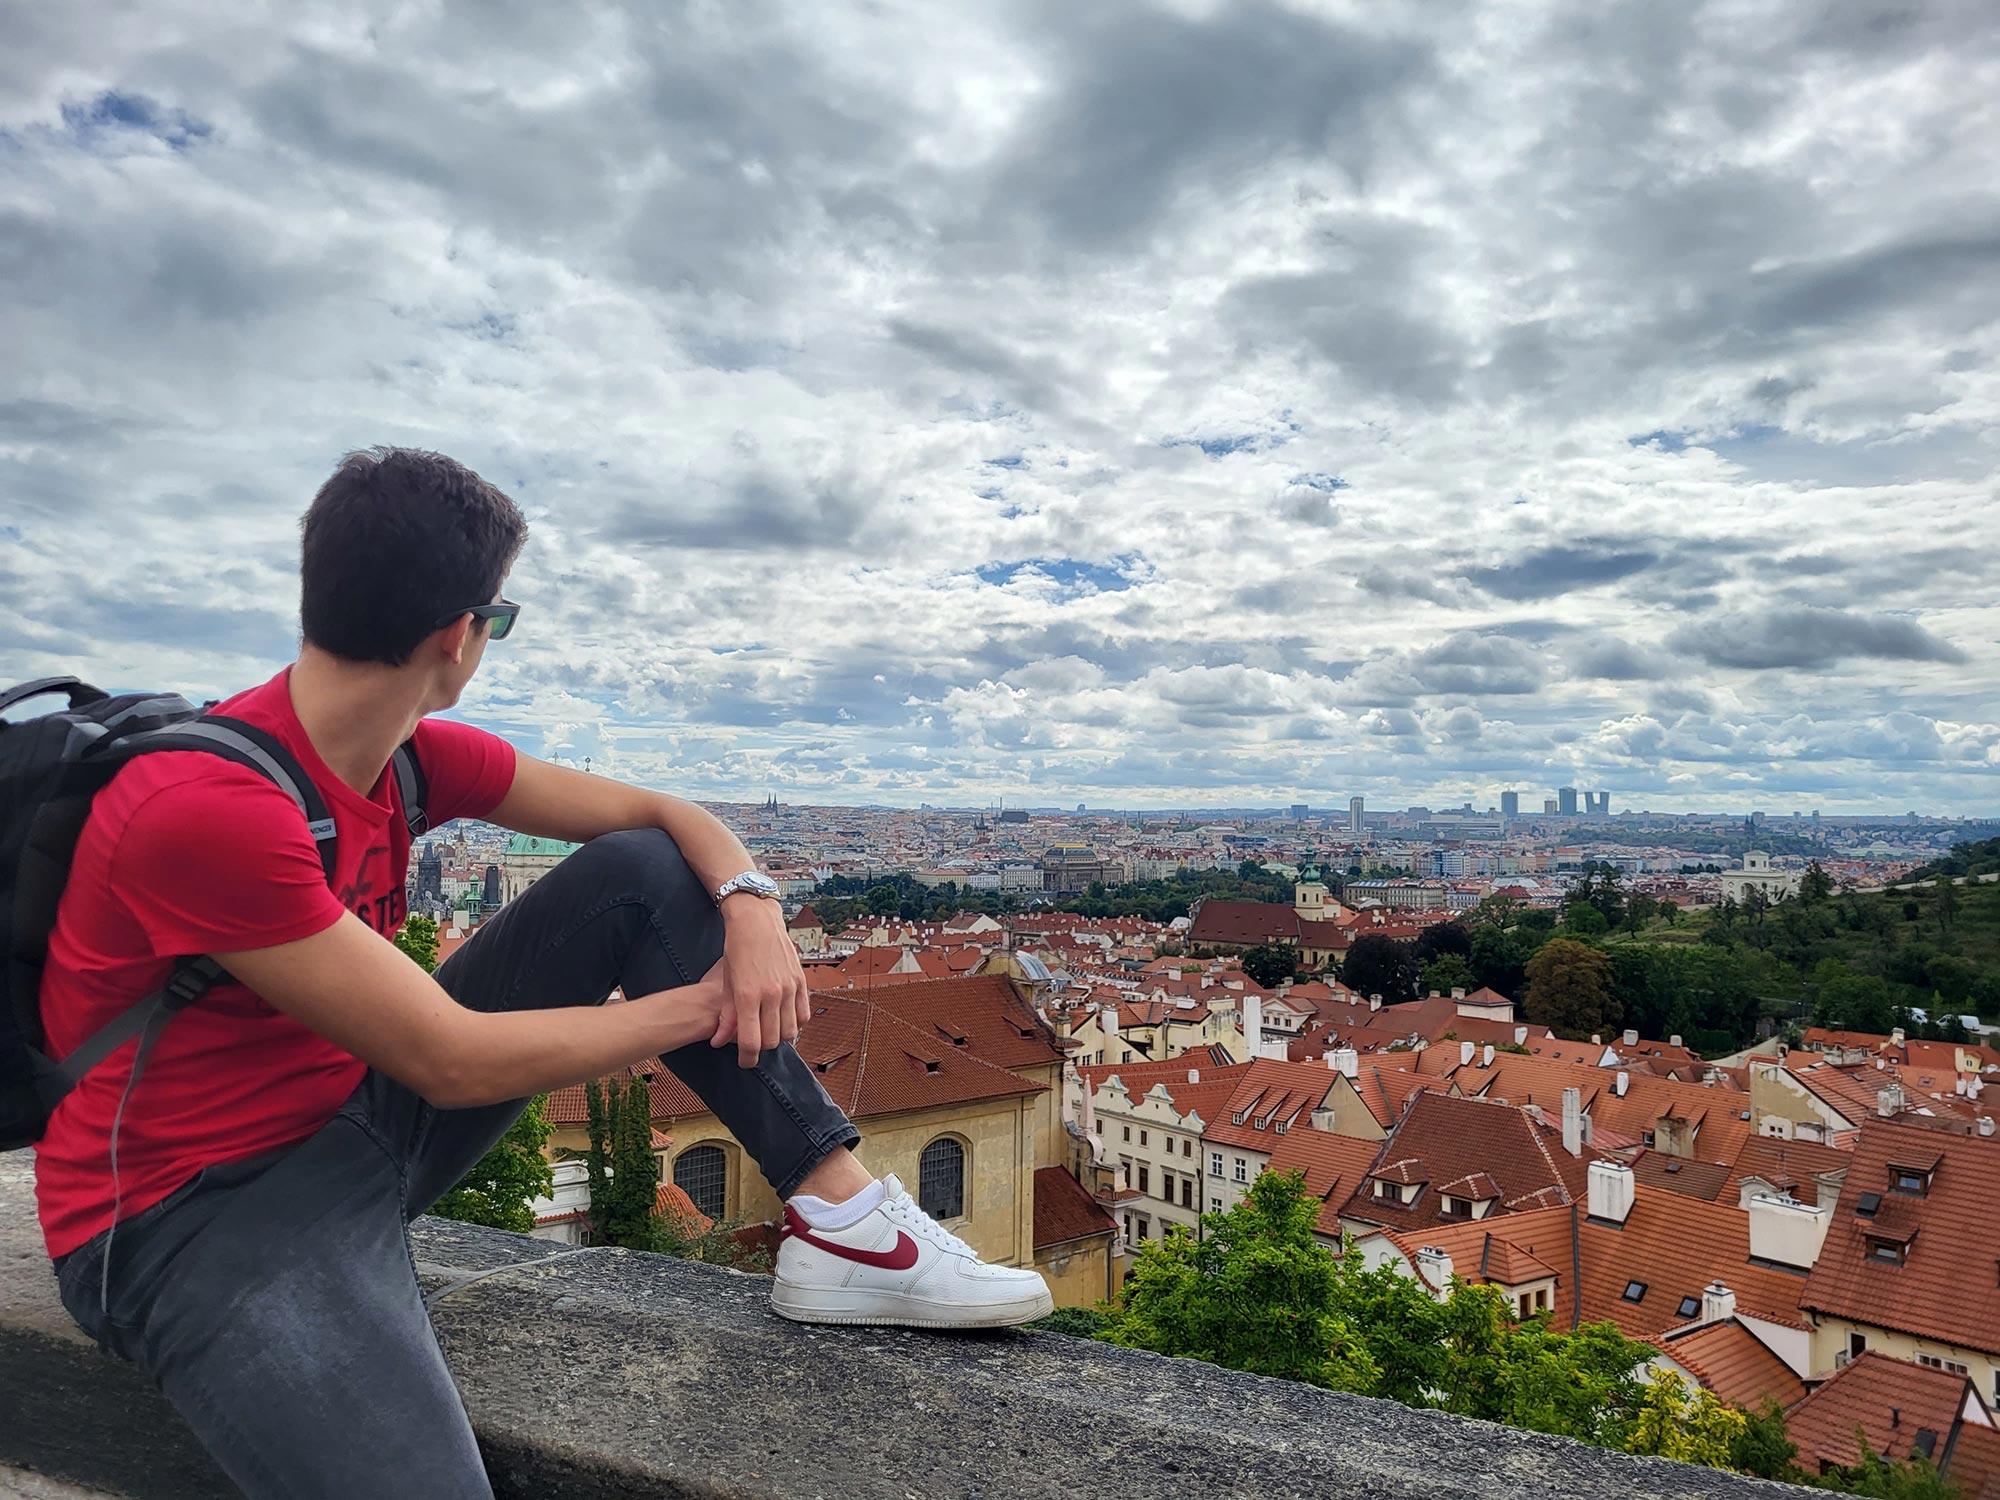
top-left (60, 90), bottom-right (212, 151)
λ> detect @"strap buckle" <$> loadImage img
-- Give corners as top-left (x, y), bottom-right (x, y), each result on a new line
top-left (162, 959), bottom-right (222, 1010)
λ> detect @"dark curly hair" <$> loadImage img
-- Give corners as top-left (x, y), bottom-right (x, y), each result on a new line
top-left (299, 447), bottom-right (528, 666)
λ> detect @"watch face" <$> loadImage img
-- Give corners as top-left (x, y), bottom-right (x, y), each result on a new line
top-left (744, 871), bottom-right (780, 895)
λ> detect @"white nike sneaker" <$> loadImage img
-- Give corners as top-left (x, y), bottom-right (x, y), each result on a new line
top-left (771, 1171), bottom-right (1055, 1328)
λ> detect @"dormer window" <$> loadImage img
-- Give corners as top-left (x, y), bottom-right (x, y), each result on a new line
top-left (1867, 1237), bottom-right (1907, 1265)
top-left (1890, 1167), bottom-right (1930, 1195)
top-left (1374, 1178), bottom-right (1394, 1200)
top-left (1441, 1195), bottom-right (1471, 1220)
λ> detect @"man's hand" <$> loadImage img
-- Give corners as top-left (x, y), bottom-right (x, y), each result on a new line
top-left (708, 897), bottom-right (812, 1065)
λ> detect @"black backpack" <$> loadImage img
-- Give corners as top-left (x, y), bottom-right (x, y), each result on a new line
top-left (0, 675), bottom-right (429, 1151)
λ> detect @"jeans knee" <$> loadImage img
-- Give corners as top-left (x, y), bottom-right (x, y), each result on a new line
top-left (572, 827), bottom-right (702, 901)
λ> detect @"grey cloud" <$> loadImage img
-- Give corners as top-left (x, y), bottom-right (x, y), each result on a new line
top-left (1467, 545), bottom-right (1658, 601)
top-left (1669, 608), bottom-right (1968, 669)
top-left (972, 1), bottom-right (1430, 252)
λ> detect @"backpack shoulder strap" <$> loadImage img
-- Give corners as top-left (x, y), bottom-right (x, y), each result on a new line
top-left (116, 715), bottom-right (337, 881)
top-left (38, 957), bottom-right (224, 1105)
top-left (390, 739), bottom-right (429, 838)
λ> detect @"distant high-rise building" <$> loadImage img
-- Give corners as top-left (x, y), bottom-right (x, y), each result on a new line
top-left (1558, 786), bottom-right (1579, 816)
top-left (1500, 791), bottom-right (1520, 818)
top-left (1348, 796), bottom-right (1365, 834)
top-left (1583, 791), bottom-right (1610, 817)
top-left (1289, 803), bottom-right (1309, 820)
top-left (1543, 797), bottom-right (1560, 815)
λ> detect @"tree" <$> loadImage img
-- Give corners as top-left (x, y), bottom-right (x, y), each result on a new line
top-left (394, 913), bottom-right (441, 972)
top-left (1816, 1438), bottom-right (1962, 1499)
top-left (584, 1076), bottom-right (663, 1250)
top-left (1419, 953), bottom-right (1477, 996)
top-left (1523, 938), bottom-right (1617, 1037)
top-left (1625, 1369), bottom-right (1747, 1469)
top-left (1729, 1397), bottom-right (1798, 1480)
top-left (1415, 921), bottom-right (1473, 964)
top-left (1242, 942), bottom-right (1302, 989)
top-left (1932, 873), bottom-right (1958, 935)
top-left (429, 1095), bottom-right (555, 1233)
top-left (1342, 935), bottom-right (1422, 1004)
top-left (1099, 1169), bottom-right (1377, 1391)
top-left (1800, 862), bottom-right (1834, 906)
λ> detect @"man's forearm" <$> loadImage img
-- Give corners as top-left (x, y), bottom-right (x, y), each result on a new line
top-left (649, 792), bottom-right (759, 901)
top-left (439, 985), bottom-right (716, 1109)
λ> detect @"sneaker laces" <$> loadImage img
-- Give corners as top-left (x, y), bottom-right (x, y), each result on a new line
top-left (883, 1184), bottom-right (976, 1258)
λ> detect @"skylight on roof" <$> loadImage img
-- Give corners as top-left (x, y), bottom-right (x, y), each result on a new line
top-left (1622, 1281), bottom-right (1647, 1303)
top-left (1676, 1295), bottom-right (1700, 1319)
top-left (1856, 1192), bottom-right (1882, 1216)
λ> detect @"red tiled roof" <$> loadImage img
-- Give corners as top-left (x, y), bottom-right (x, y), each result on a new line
top-left (1451, 1052), bottom-right (1756, 1165)
top-left (1032, 1166), bottom-right (1117, 1250)
top-left (1205, 1059), bottom-right (1346, 1152)
top-left (1263, 1131), bottom-right (1384, 1236)
top-left (1800, 1117), bottom-right (2000, 1356)
top-left (1338, 1092), bottom-right (1595, 1233)
top-left (1653, 1319), bottom-right (1807, 1410)
top-left (1786, 1352), bottom-right (1983, 1475)
top-left (859, 974), bottom-right (1065, 1072)
top-left (1186, 898), bottom-right (1303, 947)
top-left (1722, 1134), bottom-right (1853, 1209)
top-left (1628, 1150), bottom-right (1733, 1201)
top-left (655, 1182), bottom-right (711, 1234)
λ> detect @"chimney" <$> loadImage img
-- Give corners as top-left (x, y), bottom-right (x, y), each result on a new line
top-left (1186, 1068), bottom-right (1200, 1083)
top-left (1369, 993), bottom-right (1383, 1012)
top-left (1670, 1034), bottom-right (1683, 1049)
top-left (1891, 1027), bottom-right (1906, 1046)
top-left (1482, 1044), bottom-right (1495, 1068)
top-left (1561, 1086), bottom-right (1583, 1158)
top-left (1979, 1116), bottom-right (1995, 1138)
top-left (1451, 987), bottom-right (1466, 1001)
top-left (1102, 1003), bottom-right (1119, 1037)
top-left (1460, 1040), bottom-right (1476, 1067)
top-left (1243, 993), bottom-right (1264, 1053)
top-left (1413, 1245), bottom-right (1454, 1297)
top-left (1622, 1028), bottom-right (1639, 1047)
top-left (1877, 1083), bottom-right (1903, 1118)
top-left (1614, 1070), bottom-right (1630, 1097)
top-left (1429, 989), bottom-right (1442, 1000)
top-left (1513, 1025), bottom-right (1528, 1045)
top-left (1591, 1033), bottom-right (1602, 1046)
top-left (1334, 1047), bottom-right (1360, 1080)
top-left (1746, 1191), bottom-right (1833, 1270)
top-left (1587, 1160), bottom-right (1635, 1224)
top-left (1700, 1281), bottom-right (1736, 1326)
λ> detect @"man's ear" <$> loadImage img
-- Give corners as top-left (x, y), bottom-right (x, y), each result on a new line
top-left (440, 613), bottom-right (474, 666)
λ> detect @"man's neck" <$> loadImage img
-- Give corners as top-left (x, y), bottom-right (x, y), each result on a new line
top-left (287, 648), bottom-right (432, 797)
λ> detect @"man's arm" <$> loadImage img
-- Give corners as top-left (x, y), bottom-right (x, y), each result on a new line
top-left (483, 752), bottom-right (809, 1065)
top-left (216, 911), bottom-right (729, 1109)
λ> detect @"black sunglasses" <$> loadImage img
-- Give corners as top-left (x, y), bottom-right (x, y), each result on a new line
top-left (436, 598), bottom-right (521, 640)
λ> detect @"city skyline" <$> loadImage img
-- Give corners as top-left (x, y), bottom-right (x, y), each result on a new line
top-left (4, 4), bottom-right (1998, 815)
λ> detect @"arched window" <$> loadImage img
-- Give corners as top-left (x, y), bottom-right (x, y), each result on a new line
top-left (918, 1136), bottom-right (966, 1220)
top-left (673, 1143), bottom-right (728, 1221)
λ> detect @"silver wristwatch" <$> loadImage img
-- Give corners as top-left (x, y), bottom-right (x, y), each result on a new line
top-left (713, 869), bottom-right (781, 905)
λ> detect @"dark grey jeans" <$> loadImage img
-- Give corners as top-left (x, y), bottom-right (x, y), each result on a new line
top-left (49, 827), bottom-right (862, 1498)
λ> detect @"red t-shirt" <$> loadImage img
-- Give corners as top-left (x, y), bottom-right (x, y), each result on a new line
top-left (34, 666), bottom-right (517, 1259)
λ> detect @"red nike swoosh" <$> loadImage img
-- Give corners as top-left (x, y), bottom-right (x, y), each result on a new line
top-left (780, 1205), bottom-right (920, 1269)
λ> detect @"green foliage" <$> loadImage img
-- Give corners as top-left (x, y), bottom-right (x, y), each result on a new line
top-left (394, 913), bottom-right (441, 973)
top-left (1730, 1397), bottom-right (1799, 1481)
top-left (427, 1094), bottom-right (556, 1234)
top-left (1523, 938), bottom-right (1618, 1038)
top-left (1419, 952), bottom-right (1477, 996)
top-left (1343, 934), bottom-right (1421, 1004)
top-left (1912, 837), bottom-right (2000, 882)
top-left (1242, 941), bottom-right (1303, 989)
top-left (1626, 1369), bottom-right (1747, 1469)
top-left (1800, 862), bottom-right (1835, 905)
top-left (1812, 1437), bottom-right (1963, 1498)
top-left (584, 1076), bottom-right (660, 1250)
top-left (1099, 1170), bottom-right (1656, 1444)
top-left (1028, 1304), bottom-right (1112, 1338)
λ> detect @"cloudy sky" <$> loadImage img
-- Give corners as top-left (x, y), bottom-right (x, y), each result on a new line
top-left (4, 1), bottom-right (1997, 814)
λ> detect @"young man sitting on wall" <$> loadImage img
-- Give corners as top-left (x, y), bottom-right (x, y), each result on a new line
top-left (37, 447), bottom-right (1051, 1499)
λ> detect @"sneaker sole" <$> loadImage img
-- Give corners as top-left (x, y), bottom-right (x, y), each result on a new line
top-left (770, 1281), bottom-right (1055, 1329)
